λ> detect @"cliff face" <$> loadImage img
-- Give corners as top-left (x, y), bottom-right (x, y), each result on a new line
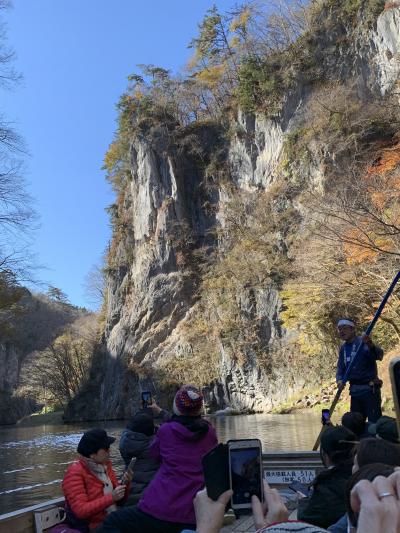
top-left (67, 6), bottom-right (400, 420)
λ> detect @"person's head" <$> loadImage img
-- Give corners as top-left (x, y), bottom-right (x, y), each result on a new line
top-left (127, 412), bottom-right (155, 436)
top-left (353, 437), bottom-right (400, 473)
top-left (337, 318), bottom-right (357, 342)
top-left (320, 425), bottom-right (357, 467)
top-left (173, 385), bottom-right (203, 417)
top-left (341, 412), bottom-right (366, 438)
top-left (368, 415), bottom-right (399, 443)
top-left (345, 463), bottom-right (395, 527)
top-left (77, 428), bottom-right (116, 464)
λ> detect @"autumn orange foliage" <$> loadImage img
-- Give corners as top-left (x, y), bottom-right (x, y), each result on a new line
top-left (344, 142), bottom-right (400, 265)
top-left (367, 142), bottom-right (400, 175)
top-left (365, 143), bottom-right (400, 209)
top-left (384, 2), bottom-right (400, 9)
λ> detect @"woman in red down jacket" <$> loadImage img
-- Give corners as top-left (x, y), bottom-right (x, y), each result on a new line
top-left (62, 428), bottom-right (131, 531)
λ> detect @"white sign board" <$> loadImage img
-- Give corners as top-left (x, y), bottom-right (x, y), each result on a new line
top-left (265, 469), bottom-right (316, 484)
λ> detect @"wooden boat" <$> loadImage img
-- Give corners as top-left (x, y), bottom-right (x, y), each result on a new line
top-left (0, 451), bottom-right (323, 533)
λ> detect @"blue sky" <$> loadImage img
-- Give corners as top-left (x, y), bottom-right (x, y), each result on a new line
top-left (2, 0), bottom-right (236, 308)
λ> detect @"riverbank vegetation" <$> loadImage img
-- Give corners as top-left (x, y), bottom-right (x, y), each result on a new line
top-left (0, 289), bottom-right (94, 424)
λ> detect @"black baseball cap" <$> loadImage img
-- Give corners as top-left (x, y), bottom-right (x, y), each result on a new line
top-left (321, 426), bottom-right (357, 461)
top-left (77, 428), bottom-right (116, 457)
top-left (368, 416), bottom-right (399, 443)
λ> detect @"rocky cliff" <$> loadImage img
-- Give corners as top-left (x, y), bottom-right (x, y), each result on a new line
top-left (66, 3), bottom-right (400, 421)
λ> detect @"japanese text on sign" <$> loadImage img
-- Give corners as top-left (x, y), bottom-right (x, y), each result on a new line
top-left (264, 469), bottom-right (315, 484)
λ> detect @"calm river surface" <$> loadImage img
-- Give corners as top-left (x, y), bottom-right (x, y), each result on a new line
top-left (0, 412), bottom-right (322, 514)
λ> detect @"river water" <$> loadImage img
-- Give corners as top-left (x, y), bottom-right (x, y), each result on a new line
top-left (0, 412), bottom-right (322, 515)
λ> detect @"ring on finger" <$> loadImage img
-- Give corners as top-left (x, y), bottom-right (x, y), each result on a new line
top-left (378, 492), bottom-right (395, 499)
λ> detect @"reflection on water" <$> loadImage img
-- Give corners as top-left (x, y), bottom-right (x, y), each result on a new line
top-left (0, 412), bottom-right (323, 514)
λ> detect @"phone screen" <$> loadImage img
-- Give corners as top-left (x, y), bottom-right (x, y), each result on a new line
top-left (322, 409), bottom-right (330, 424)
top-left (229, 447), bottom-right (262, 506)
top-left (141, 391), bottom-right (152, 407)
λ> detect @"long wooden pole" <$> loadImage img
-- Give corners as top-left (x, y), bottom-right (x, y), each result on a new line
top-left (312, 270), bottom-right (400, 451)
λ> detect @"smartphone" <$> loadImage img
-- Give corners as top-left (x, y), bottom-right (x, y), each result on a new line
top-left (289, 480), bottom-right (309, 497)
top-left (202, 443), bottom-right (230, 502)
top-left (228, 439), bottom-right (263, 510)
top-left (389, 357), bottom-right (400, 439)
top-left (141, 391), bottom-right (152, 409)
top-left (121, 456), bottom-right (136, 485)
top-left (321, 409), bottom-right (330, 425)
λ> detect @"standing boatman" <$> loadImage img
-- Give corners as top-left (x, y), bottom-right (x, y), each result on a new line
top-left (336, 318), bottom-right (384, 423)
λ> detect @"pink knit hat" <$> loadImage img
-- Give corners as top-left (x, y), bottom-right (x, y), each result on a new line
top-left (173, 385), bottom-right (203, 416)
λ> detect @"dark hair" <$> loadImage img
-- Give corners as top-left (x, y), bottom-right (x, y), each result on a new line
top-left (355, 437), bottom-right (400, 469)
top-left (341, 412), bottom-right (366, 438)
top-left (346, 463), bottom-right (395, 527)
top-left (127, 412), bottom-right (155, 436)
top-left (320, 426), bottom-right (357, 465)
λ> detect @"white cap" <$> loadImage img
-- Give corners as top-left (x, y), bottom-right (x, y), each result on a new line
top-left (337, 319), bottom-right (355, 327)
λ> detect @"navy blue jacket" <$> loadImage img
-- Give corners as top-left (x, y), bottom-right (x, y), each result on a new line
top-left (336, 336), bottom-right (383, 384)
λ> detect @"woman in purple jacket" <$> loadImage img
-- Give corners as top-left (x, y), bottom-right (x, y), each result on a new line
top-left (100, 385), bottom-right (218, 533)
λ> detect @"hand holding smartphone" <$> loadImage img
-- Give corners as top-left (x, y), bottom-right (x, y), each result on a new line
top-left (228, 439), bottom-right (263, 510)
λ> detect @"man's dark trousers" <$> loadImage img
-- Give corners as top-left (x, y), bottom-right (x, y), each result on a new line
top-left (351, 388), bottom-right (382, 423)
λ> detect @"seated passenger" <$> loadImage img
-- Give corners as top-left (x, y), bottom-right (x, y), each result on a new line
top-left (346, 463), bottom-right (395, 531)
top-left (352, 437), bottom-right (400, 472)
top-left (62, 429), bottom-right (131, 531)
top-left (341, 411), bottom-right (369, 440)
top-left (99, 385), bottom-right (218, 533)
top-left (368, 415), bottom-right (399, 443)
top-left (119, 402), bottom-right (169, 499)
top-left (328, 436), bottom-right (400, 532)
top-left (297, 426), bottom-right (355, 529)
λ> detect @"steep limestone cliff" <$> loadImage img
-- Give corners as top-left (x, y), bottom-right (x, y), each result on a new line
top-left (66, 4), bottom-right (400, 421)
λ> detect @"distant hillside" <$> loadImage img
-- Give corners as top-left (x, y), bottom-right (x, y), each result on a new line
top-left (0, 287), bottom-right (91, 424)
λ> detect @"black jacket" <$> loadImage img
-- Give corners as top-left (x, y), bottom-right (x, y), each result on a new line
top-left (297, 461), bottom-right (353, 529)
top-left (119, 429), bottom-right (160, 495)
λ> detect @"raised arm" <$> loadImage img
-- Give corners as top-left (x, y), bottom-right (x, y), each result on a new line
top-left (363, 335), bottom-right (383, 361)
